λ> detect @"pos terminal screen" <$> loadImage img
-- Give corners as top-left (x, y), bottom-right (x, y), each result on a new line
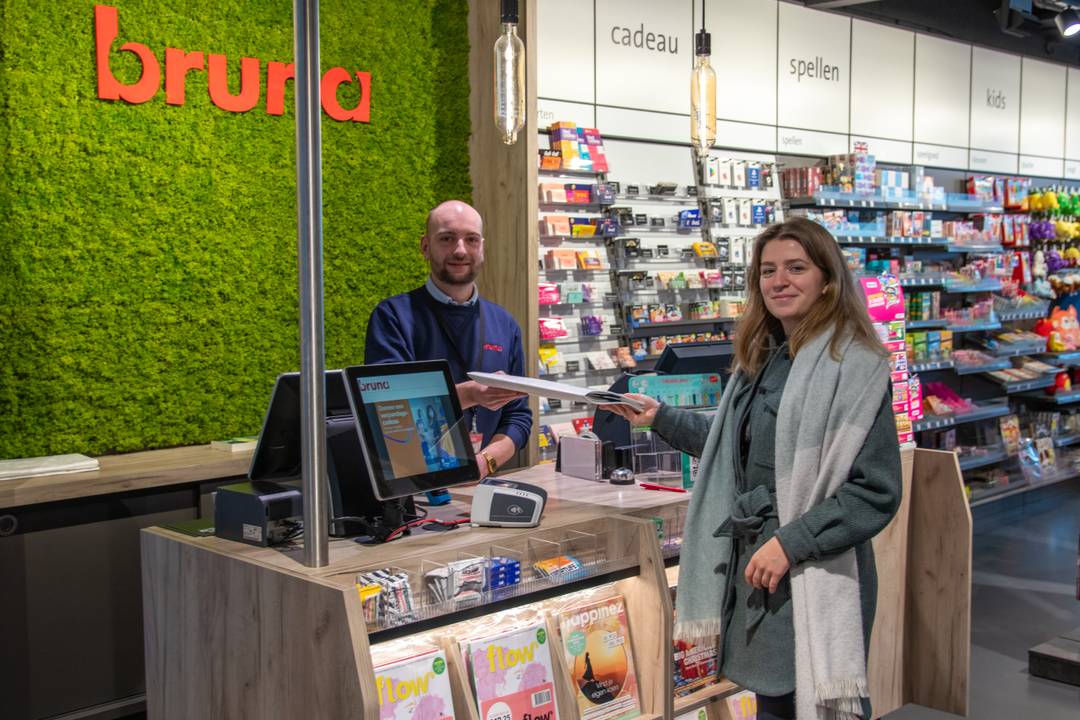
top-left (343, 361), bottom-right (479, 501)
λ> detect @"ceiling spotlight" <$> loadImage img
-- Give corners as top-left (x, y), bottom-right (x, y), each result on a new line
top-left (1056, 8), bottom-right (1080, 37)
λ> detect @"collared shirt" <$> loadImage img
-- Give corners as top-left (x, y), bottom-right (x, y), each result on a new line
top-left (425, 276), bottom-right (478, 306)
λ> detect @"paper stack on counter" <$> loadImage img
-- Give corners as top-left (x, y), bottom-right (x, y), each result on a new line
top-left (468, 372), bottom-right (644, 411)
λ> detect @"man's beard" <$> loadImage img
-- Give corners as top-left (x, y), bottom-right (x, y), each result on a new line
top-left (435, 262), bottom-right (478, 286)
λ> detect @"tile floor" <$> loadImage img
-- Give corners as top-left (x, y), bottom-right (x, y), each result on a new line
top-left (886, 489), bottom-right (1080, 719)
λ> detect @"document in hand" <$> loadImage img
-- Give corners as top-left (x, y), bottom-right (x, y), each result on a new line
top-left (468, 371), bottom-right (645, 411)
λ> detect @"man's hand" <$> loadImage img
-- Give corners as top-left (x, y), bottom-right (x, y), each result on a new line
top-left (745, 537), bottom-right (791, 594)
top-left (457, 374), bottom-right (527, 411)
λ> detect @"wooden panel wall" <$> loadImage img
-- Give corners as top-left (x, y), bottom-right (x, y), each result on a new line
top-left (468, 0), bottom-right (540, 463)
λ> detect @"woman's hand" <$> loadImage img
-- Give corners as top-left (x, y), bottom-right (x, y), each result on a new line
top-left (745, 537), bottom-right (791, 593)
top-left (598, 393), bottom-right (660, 427)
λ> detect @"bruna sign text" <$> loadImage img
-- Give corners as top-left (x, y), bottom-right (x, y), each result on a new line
top-left (94, 5), bottom-right (370, 122)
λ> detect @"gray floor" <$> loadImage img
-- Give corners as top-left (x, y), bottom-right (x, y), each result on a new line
top-left (886, 491), bottom-right (1080, 719)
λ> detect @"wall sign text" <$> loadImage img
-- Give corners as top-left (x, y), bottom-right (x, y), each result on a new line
top-left (94, 5), bottom-right (370, 122)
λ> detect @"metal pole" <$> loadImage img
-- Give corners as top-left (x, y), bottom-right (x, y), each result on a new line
top-left (294, 0), bottom-right (328, 567)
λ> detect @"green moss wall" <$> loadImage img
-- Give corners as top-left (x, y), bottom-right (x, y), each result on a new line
top-left (0, 0), bottom-right (472, 458)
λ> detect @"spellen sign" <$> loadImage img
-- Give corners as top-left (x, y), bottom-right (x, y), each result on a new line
top-left (93, 5), bottom-right (371, 122)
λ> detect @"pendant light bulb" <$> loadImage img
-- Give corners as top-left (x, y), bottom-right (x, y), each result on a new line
top-left (494, 0), bottom-right (526, 145)
top-left (690, 28), bottom-right (716, 155)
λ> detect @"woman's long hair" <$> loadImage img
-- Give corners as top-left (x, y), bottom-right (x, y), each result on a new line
top-left (733, 217), bottom-right (885, 376)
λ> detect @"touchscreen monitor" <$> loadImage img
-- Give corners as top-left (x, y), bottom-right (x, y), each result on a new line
top-left (343, 361), bottom-right (479, 501)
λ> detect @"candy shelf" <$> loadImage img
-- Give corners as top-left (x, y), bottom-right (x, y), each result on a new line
top-left (910, 359), bottom-right (954, 372)
top-left (913, 400), bottom-right (1010, 433)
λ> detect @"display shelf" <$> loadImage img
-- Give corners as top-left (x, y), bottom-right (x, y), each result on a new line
top-left (1040, 350), bottom-right (1080, 366)
top-left (622, 226), bottom-right (699, 235)
top-left (997, 308), bottom-right (1047, 323)
top-left (913, 400), bottom-right (1010, 432)
top-left (988, 343), bottom-right (1045, 358)
top-left (616, 193), bottom-right (698, 205)
top-left (672, 679), bottom-right (741, 714)
top-left (539, 202), bottom-right (611, 212)
top-left (969, 463), bottom-right (1080, 507)
top-left (954, 358), bottom-right (1012, 375)
top-left (993, 375), bottom-right (1056, 394)
top-left (910, 359), bottom-right (954, 373)
top-left (367, 556), bottom-right (641, 644)
top-left (628, 317), bottom-right (738, 331)
top-left (906, 318), bottom-right (949, 329)
top-left (540, 268), bottom-right (611, 276)
top-left (539, 300), bottom-right (609, 310)
top-left (899, 275), bottom-right (948, 288)
top-left (958, 447), bottom-right (1009, 471)
top-left (1016, 389), bottom-right (1080, 405)
top-left (539, 234), bottom-right (609, 244)
top-left (946, 243), bottom-right (1003, 254)
top-left (541, 334), bottom-right (621, 345)
top-left (702, 186), bottom-right (783, 200)
top-left (833, 235), bottom-right (948, 246)
top-left (943, 279), bottom-right (1004, 294)
top-left (540, 367), bottom-right (622, 382)
top-left (614, 262), bottom-right (716, 274)
top-left (946, 321), bottom-right (1002, 333)
top-left (707, 225), bottom-right (776, 237)
top-left (1055, 434), bottom-right (1080, 448)
top-left (538, 167), bottom-right (600, 178)
top-left (788, 190), bottom-right (1000, 213)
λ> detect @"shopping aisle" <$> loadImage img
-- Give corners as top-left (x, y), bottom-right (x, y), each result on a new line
top-left (887, 488), bottom-right (1080, 719)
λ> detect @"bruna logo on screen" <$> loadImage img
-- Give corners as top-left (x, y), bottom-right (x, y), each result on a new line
top-left (358, 373), bottom-right (466, 479)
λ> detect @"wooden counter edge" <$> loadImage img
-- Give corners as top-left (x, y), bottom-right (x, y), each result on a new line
top-left (0, 445), bottom-right (251, 510)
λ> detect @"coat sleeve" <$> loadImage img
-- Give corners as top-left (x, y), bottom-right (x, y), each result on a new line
top-left (651, 403), bottom-right (713, 458)
top-left (493, 321), bottom-right (533, 449)
top-left (774, 391), bottom-right (903, 565)
top-left (364, 300), bottom-right (414, 364)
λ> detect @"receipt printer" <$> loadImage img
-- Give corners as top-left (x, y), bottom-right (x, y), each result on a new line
top-left (470, 477), bottom-right (547, 528)
top-left (215, 480), bottom-right (302, 547)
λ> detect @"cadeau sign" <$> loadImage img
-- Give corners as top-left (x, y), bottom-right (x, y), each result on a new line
top-left (93, 4), bottom-right (371, 122)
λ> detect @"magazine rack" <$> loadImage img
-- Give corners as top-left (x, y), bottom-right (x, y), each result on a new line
top-left (142, 449), bottom-right (969, 719)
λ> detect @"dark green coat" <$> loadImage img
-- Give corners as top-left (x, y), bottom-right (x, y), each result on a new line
top-left (653, 344), bottom-right (901, 702)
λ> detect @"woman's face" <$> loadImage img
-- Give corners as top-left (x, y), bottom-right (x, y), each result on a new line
top-left (759, 238), bottom-right (827, 334)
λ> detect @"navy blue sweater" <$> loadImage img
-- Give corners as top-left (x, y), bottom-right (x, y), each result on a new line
top-left (364, 287), bottom-right (532, 450)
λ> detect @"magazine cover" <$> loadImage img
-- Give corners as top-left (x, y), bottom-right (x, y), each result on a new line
top-left (557, 595), bottom-right (641, 720)
top-left (467, 622), bottom-right (559, 720)
top-left (670, 586), bottom-right (718, 697)
top-left (373, 649), bottom-right (456, 720)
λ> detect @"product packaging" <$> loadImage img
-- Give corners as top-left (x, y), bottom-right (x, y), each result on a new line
top-left (557, 595), bottom-right (641, 720)
top-left (465, 623), bottom-right (560, 720)
top-left (372, 647), bottom-right (456, 720)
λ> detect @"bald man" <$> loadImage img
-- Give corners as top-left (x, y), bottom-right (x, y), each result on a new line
top-left (365, 200), bottom-right (531, 479)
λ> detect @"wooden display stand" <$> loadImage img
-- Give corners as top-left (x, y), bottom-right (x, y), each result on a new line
top-left (141, 448), bottom-right (970, 719)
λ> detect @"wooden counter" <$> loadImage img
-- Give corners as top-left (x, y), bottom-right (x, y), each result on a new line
top-left (141, 449), bottom-right (971, 720)
top-left (0, 444), bottom-right (251, 510)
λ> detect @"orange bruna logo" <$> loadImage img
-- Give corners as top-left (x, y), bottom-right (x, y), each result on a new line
top-left (93, 5), bottom-right (370, 122)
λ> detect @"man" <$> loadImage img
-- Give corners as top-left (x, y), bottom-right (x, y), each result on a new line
top-left (365, 200), bottom-right (531, 479)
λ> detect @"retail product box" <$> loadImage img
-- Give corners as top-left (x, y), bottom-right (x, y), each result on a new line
top-left (465, 623), bottom-right (559, 720)
top-left (557, 595), bottom-right (641, 720)
top-left (859, 275), bottom-right (905, 324)
top-left (373, 648), bottom-right (456, 720)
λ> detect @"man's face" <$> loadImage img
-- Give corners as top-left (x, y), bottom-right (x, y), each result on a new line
top-left (421, 206), bottom-right (485, 286)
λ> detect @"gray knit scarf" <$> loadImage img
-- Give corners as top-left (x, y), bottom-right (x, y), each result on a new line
top-left (674, 328), bottom-right (888, 720)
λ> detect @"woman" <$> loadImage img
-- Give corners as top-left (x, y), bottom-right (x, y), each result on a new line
top-left (604, 218), bottom-right (901, 720)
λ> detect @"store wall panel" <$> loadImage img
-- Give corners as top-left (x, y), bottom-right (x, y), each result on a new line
top-left (850, 136), bottom-right (913, 165)
top-left (537, 98), bottom-right (596, 130)
top-left (0, 0), bottom-right (473, 458)
top-left (603, 139), bottom-right (695, 184)
top-left (776, 3), bottom-right (851, 134)
top-left (1066, 68), bottom-right (1080, 161)
top-left (913, 143), bottom-right (969, 171)
top-left (709, 0), bottom-right (778, 127)
top-left (969, 46), bottom-right (1021, 153)
top-left (1067, 160), bottom-right (1080, 180)
top-left (969, 148), bottom-right (1019, 174)
top-left (596, 105), bottom-right (688, 144)
top-left (594, 0), bottom-right (693, 115)
top-left (850, 20), bottom-right (914, 142)
top-left (1019, 155), bottom-right (1064, 178)
top-left (1019, 58), bottom-right (1066, 159)
top-left (777, 127), bottom-right (849, 157)
top-left (716, 119), bottom-right (777, 153)
top-left (913, 35), bottom-right (971, 148)
top-left (537, 0), bottom-right (595, 104)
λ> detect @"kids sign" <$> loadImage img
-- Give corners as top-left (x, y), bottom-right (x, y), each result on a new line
top-left (93, 5), bottom-right (370, 122)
